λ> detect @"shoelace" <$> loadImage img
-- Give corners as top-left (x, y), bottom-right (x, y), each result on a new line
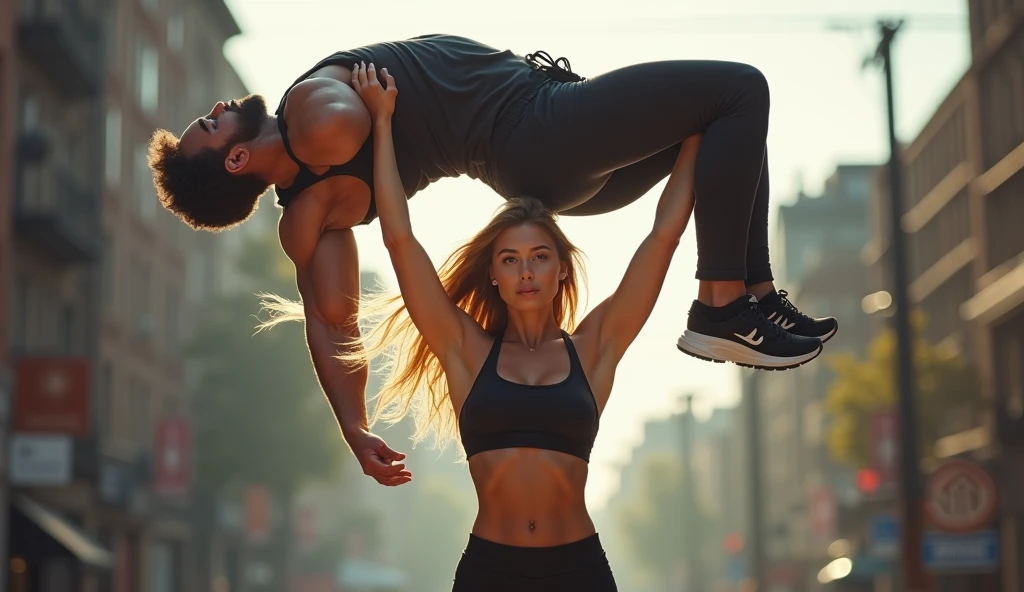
top-left (525, 50), bottom-right (585, 82)
top-left (777, 289), bottom-right (813, 321)
top-left (747, 302), bottom-right (786, 340)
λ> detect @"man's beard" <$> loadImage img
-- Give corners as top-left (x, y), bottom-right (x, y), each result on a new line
top-left (225, 94), bottom-right (269, 145)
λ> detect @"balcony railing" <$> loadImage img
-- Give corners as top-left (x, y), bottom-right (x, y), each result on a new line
top-left (15, 156), bottom-right (100, 264)
top-left (17, 0), bottom-right (102, 98)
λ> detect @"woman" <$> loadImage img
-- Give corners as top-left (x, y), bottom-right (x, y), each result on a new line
top-left (347, 62), bottom-right (702, 591)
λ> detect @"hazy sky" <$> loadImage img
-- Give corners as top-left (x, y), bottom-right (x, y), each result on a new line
top-left (221, 0), bottom-right (969, 508)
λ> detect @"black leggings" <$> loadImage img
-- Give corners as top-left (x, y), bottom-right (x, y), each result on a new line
top-left (452, 533), bottom-right (617, 591)
top-left (495, 59), bottom-right (773, 284)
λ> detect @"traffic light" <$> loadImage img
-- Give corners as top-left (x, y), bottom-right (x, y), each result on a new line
top-left (856, 468), bottom-right (881, 494)
top-left (723, 533), bottom-right (745, 554)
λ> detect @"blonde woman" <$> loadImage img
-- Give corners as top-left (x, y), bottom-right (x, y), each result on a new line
top-left (347, 63), bottom-right (701, 591)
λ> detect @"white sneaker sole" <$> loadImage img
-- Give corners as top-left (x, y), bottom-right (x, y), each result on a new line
top-left (676, 330), bottom-right (823, 370)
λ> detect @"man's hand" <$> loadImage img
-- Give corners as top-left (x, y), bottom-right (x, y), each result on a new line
top-left (346, 429), bottom-right (412, 486)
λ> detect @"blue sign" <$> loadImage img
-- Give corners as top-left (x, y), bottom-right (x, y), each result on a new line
top-left (726, 555), bottom-right (746, 583)
top-left (868, 514), bottom-right (899, 558)
top-left (922, 530), bottom-right (1000, 573)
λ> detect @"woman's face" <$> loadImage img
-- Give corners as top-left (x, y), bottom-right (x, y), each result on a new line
top-left (490, 223), bottom-right (567, 312)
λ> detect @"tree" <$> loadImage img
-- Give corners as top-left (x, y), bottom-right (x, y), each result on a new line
top-left (617, 453), bottom-right (714, 592)
top-left (184, 229), bottom-right (346, 514)
top-left (824, 323), bottom-right (982, 468)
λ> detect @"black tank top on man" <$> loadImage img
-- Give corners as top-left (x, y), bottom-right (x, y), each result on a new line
top-left (458, 329), bottom-right (600, 463)
top-left (273, 34), bottom-right (581, 225)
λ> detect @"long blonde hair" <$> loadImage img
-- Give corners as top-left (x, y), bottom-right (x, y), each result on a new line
top-left (260, 198), bottom-right (587, 453)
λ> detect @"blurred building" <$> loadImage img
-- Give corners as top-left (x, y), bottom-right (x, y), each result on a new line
top-left (862, 2), bottom-right (1024, 589)
top-left (744, 164), bottom-right (878, 591)
top-left (6, 0), bottom-right (251, 591)
top-left (601, 403), bottom-right (749, 592)
top-left (0, 0), bottom-right (17, 590)
top-left (858, 1), bottom-right (1024, 589)
top-left (8, 0), bottom-right (111, 590)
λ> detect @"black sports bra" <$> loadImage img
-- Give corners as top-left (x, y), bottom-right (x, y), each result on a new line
top-left (458, 329), bottom-right (600, 462)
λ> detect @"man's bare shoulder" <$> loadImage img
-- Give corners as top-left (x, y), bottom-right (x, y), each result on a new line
top-left (284, 76), bottom-right (370, 167)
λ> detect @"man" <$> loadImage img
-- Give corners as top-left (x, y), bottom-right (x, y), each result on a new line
top-left (150, 34), bottom-right (836, 486)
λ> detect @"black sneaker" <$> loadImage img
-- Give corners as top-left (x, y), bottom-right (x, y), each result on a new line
top-left (676, 295), bottom-right (823, 370)
top-left (758, 289), bottom-right (839, 343)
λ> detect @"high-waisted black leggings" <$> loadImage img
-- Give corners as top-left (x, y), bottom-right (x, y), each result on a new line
top-left (494, 59), bottom-right (773, 285)
top-left (452, 533), bottom-right (617, 591)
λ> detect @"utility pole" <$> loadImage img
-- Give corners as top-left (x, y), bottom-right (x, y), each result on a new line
top-left (745, 373), bottom-right (766, 591)
top-left (868, 19), bottom-right (927, 592)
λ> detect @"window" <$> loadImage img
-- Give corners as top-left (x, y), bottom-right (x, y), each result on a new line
top-left (134, 144), bottom-right (157, 221)
top-left (136, 40), bottom-right (160, 115)
top-left (19, 92), bottom-right (39, 130)
top-left (167, 15), bottom-right (185, 52)
top-left (105, 107), bottom-right (122, 187)
top-left (131, 258), bottom-right (152, 339)
top-left (102, 235), bottom-right (116, 311)
top-left (60, 305), bottom-right (76, 353)
top-left (12, 275), bottom-right (29, 349)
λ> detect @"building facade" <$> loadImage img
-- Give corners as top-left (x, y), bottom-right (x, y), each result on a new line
top-left (7, 0), bottom-right (250, 590)
top-left (750, 165), bottom-right (877, 591)
top-left (859, 1), bottom-right (1024, 588)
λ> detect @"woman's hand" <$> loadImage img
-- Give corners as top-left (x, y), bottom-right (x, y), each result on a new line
top-left (351, 62), bottom-right (397, 123)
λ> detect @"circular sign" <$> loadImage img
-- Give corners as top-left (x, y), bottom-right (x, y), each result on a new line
top-left (924, 459), bottom-right (998, 532)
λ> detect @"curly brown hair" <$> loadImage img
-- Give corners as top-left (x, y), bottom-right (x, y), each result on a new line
top-left (148, 130), bottom-right (270, 232)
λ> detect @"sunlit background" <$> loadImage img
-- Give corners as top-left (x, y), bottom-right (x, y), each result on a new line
top-left (2, 0), bottom-right (1022, 590)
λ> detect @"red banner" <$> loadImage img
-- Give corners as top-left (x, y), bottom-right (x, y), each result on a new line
top-left (14, 357), bottom-right (90, 436)
top-left (153, 417), bottom-right (190, 496)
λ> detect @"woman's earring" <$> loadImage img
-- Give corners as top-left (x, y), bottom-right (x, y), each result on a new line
top-left (492, 279), bottom-right (498, 286)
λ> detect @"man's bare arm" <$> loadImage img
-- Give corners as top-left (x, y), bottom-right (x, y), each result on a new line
top-left (288, 226), bottom-right (411, 486)
top-left (296, 229), bottom-right (367, 432)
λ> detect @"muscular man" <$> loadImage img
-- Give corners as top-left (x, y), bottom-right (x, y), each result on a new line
top-left (150, 34), bottom-right (837, 486)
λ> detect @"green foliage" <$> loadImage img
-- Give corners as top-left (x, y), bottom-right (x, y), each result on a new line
top-left (825, 321), bottom-right (982, 468)
top-left (185, 231), bottom-right (344, 498)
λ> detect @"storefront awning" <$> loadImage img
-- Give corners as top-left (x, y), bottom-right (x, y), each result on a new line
top-left (12, 494), bottom-right (115, 570)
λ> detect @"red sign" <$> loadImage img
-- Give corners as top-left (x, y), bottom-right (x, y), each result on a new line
top-left (810, 486), bottom-right (837, 542)
top-left (153, 417), bottom-right (190, 496)
top-left (925, 459), bottom-right (998, 533)
top-left (14, 357), bottom-right (90, 436)
top-left (246, 486), bottom-right (272, 543)
top-left (868, 411), bottom-right (898, 488)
